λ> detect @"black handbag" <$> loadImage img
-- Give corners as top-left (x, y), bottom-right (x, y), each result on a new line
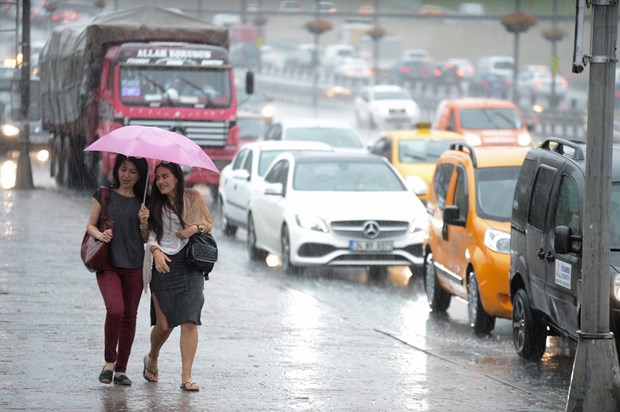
top-left (186, 232), bottom-right (218, 279)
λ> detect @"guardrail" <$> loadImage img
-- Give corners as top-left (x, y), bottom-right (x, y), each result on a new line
top-left (256, 68), bottom-right (588, 143)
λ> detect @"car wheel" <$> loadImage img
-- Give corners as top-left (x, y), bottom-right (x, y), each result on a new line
top-left (512, 288), bottom-right (547, 361)
top-left (424, 252), bottom-right (451, 312)
top-left (219, 196), bottom-right (238, 237)
top-left (468, 271), bottom-right (496, 335)
top-left (368, 266), bottom-right (387, 283)
top-left (246, 214), bottom-right (263, 261)
top-left (281, 225), bottom-right (301, 275)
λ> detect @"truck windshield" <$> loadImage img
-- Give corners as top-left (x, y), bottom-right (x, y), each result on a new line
top-left (119, 65), bottom-right (231, 108)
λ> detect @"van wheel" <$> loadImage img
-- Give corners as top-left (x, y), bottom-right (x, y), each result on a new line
top-left (424, 252), bottom-right (451, 312)
top-left (512, 289), bottom-right (546, 361)
top-left (468, 271), bottom-right (496, 335)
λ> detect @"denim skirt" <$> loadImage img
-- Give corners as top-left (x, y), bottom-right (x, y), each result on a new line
top-left (150, 245), bottom-right (204, 328)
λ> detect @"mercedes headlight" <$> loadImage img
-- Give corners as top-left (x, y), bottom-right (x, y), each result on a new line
top-left (296, 214), bottom-right (328, 233)
top-left (410, 213), bottom-right (428, 233)
top-left (484, 229), bottom-right (510, 253)
top-left (404, 175), bottom-right (428, 197)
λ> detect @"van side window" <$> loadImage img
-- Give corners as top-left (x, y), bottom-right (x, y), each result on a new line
top-left (512, 158), bottom-right (536, 227)
top-left (434, 163), bottom-right (455, 210)
top-left (554, 175), bottom-right (581, 236)
top-left (453, 166), bottom-right (468, 221)
top-left (528, 166), bottom-right (555, 230)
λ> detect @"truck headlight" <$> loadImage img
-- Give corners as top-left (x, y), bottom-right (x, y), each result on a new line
top-left (484, 229), bottom-right (510, 254)
top-left (296, 214), bottom-right (328, 233)
top-left (1, 124), bottom-right (20, 138)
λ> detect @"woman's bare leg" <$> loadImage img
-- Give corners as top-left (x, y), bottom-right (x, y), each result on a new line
top-left (180, 322), bottom-right (198, 389)
top-left (146, 293), bottom-right (172, 382)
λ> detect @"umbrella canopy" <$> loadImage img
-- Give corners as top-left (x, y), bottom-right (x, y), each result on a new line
top-left (84, 125), bottom-right (220, 173)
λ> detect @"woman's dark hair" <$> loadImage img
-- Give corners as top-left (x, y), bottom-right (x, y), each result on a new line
top-left (148, 162), bottom-right (185, 242)
top-left (112, 155), bottom-right (149, 201)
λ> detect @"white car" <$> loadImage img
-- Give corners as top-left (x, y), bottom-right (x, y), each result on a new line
top-left (516, 64), bottom-right (569, 102)
top-left (354, 84), bottom-right (421, 129)
top-left (246, 151), bottom-right (427, 279)
top-left (261, 118), bottom-right (368, 153)
top-left (218, 140), bottom-right (333, 236)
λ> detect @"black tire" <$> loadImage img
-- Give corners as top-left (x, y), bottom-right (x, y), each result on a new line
top-left (246, 214), bottom-right (263, 261)
top-left (219, 196), bottom-right (238, 237)
top-left (424, 252), bottom-right (451, 312)
top-left (512, 288), bottom-right (547, 361)
top-left (468, 271), bottom-right (496, 335)
top-left (368, 266), bottom-right (387, 283)
top-left (281, 226), bottom-right (301, 275)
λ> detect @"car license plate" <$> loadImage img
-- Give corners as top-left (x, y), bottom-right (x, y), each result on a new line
top-left (349, 240), bottom-right (394, 251)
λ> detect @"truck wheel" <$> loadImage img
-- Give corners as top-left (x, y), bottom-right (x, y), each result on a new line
top-left (512, 289), bottom-right (546, 361)
top-left (52, 136), bottom-right (65, 186)
top-left (468, 271), bottom-right (496, 335)
top-left (424, 252), bottom-right (451, 312)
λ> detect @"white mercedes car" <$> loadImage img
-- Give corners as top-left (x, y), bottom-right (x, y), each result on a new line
top-left (218, 140), bottom-right (333, 236)
top-left (246, 151), bottom-right (427, 280)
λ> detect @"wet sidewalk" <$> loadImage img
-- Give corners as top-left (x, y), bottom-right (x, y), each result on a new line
top-left (0, 184), bottom-right (566, 411)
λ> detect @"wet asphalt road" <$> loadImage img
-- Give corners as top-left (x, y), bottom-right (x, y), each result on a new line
top-left (0, 153), bottom-right (577, 411)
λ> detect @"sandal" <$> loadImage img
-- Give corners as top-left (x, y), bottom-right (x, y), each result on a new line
top-left (180, 382), bottom-right (199, 392)
top-left (99, 366), bottom-right (113, 384)
top-left (142, 355), bottom-right (158, 383)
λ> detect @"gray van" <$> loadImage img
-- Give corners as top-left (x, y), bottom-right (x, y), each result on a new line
top-left (509, 138), bottom-right (620, 361)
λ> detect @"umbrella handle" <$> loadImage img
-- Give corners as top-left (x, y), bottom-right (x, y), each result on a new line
top-left (143, 168), bottom-right (149, 204)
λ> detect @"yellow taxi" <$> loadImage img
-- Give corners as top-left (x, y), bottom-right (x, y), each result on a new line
top-left (369, 123), bottom-right (464, 203)
top-left (423, 143), bottom-right (530, 334)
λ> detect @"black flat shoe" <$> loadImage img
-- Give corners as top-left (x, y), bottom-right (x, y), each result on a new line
top-left (113, 374), bottom-right (132, 386)
top-left (99, 367), bottom-right (113, 384)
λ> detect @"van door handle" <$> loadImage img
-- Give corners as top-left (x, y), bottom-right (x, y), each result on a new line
top-left (537, 248), bottom-right (545, 260)
top-left (545, 252), bottom-right (555, 263)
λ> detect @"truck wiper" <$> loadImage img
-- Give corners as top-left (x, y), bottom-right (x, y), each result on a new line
top-left (177, 76), bottom-right (213, 106)
top-left (139, 73), bottom-right (173, 106)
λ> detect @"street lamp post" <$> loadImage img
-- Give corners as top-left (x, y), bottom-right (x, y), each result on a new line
top-left (15, 0), bottom-right (33, 189)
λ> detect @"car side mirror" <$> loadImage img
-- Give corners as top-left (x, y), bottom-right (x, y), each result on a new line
top-left (232, 169), bottom-right (250, 181)
top-left (554, 225), bottom-right (582, 254)
top-left (264, 182), bottom-right (283, 196)
top-left (444, 205), bottom-right (464, 226)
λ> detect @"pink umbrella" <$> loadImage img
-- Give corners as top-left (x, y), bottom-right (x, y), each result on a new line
top-left (84, 125), bottom-right (220, 202)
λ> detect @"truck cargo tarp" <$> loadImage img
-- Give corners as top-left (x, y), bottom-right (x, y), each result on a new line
top-left (39, 6), bottom-right (228, 128)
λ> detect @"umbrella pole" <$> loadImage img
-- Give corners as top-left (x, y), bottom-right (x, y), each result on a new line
top-left (143, 168), bottom-right (149, 204)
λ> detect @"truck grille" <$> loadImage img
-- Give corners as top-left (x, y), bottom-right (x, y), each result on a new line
top-left (127, 119), bottom-right (228, 147)
top-left (331, 220), bottom-right (410, 240)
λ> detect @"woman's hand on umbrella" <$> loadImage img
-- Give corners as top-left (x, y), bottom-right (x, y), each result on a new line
top-left (138, 203), bottom-right (150, 225)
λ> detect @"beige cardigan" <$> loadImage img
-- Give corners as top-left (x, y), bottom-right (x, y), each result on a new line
top-left (142, 188), bottom-right (212, 293)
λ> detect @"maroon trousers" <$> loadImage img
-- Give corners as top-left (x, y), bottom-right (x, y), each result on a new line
top-left (96, 266), bottom-right (143, 373)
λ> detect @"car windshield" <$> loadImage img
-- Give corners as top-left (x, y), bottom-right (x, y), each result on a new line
top-left (285, 127), bottom-right (365, 149)
top-left (475, 166), bottom-right (521, 221)
top-left (398, 139), bottom-right (462, 163)
top-left (294, 160), bottom-right (405, 191)
top-left (374, 90), bottom-right (410, 100)
top-left (460, 108), bottom-right (522, 129)
top-left (119, 65), bottom-right (231, 108)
